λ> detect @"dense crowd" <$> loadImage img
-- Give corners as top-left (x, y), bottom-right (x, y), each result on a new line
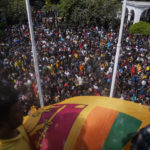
top-left (0, 10), bottom-right (150, 114)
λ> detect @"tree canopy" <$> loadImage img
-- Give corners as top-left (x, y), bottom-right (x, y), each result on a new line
top-left (44, 0), bottom-right (60, 4)
top-left (58, 0), bottom-right (121, 27)
top-left (0, 0), bottom-right (27, 24)
top-left (0, 0), bottom-right (121, 26)
top-left (129, 21), bottom-right (150, 36)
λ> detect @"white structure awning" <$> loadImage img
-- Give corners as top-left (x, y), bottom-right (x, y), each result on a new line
top-left (126, 1), bottom-right (150, 24)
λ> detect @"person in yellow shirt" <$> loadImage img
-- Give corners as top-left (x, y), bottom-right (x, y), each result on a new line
top-left (0, 82), bottom-right (32, 150)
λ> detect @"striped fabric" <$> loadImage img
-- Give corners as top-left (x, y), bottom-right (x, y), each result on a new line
top-left (23, 96), bottom-right (150, 150)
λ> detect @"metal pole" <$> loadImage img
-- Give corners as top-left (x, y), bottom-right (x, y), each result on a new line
top-left (109, 0), bottom-right (127, 98)
top-left (25, 0), bottom-right (44, 107)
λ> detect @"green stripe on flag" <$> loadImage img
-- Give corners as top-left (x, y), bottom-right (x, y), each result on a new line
top-left (101, 112), bottom-right (142, 150)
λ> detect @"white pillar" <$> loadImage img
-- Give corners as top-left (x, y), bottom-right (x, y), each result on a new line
top-left (126, 6), bottom-right (133, 24)
top-left (144, 10), bottom-right (148, 18)
top-left (134, 8), bottom-right (147, 24)
top-left (127, 11), bottom-right (132, 23)
top-left (110, 0), bottom-right (127, 98)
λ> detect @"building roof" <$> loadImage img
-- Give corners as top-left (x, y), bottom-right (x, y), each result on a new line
top-left (127, 1), bottom-right (150, 8)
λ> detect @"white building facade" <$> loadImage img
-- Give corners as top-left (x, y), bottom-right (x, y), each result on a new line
top-left (126, 1), bottom-right (150, 24)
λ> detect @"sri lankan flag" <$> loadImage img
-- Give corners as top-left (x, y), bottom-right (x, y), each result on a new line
top-left (23, 96), bottom-right (150, 150)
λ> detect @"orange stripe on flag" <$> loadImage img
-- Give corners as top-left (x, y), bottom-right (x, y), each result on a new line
top-left (74, 107), bottom-right (118, 150)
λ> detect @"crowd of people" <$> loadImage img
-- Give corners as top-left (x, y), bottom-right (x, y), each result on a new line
top-left (0, 10), bottom-right (150, 114)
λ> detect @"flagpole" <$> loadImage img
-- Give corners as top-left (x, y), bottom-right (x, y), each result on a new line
top-left (110, 0), bottom-right (127, 98)
top-left (25, 0), bottom-right (44, 107)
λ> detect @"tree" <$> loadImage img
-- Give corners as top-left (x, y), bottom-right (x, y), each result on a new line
top-left (58, 0), bottom-right (121, 27)
top-left (129, 21), bottom-right (150, 36)
top-left (44, 0), bottom-right (60, 4)
top-left (0, 22), bottom-right (6, 40)
top-left (30, 0), bottom-right (45, 9)
top-left (0, 0), bottom-right (27, 24)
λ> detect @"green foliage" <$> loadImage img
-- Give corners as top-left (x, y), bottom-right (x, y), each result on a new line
top-left (0, 30), bottom-right (4, 39)
top-left (0, 22), bottom-right (6, 29)
top-left (0, 0), bottom-right (27, 24)
top-left (42, 0), bottom-right (60, 11)
top-left (58, 0), bottom-right (121, 26)
top-left (44, 0), bottom-right (60, 4)
top-left (42, 3), bottom-right (59, 11)
top-left (129, 21), bottom-right (150, 36)
top-left (59, 0), bottom-right (78, 18)
top-left (0, 22), bottom-right (6, 39)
